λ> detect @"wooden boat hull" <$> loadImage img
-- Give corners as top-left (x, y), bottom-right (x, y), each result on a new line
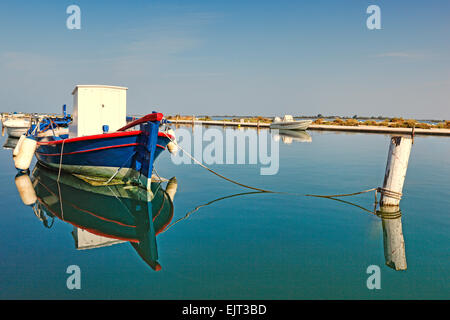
top-left (35, 116), bottom-right (172, 189)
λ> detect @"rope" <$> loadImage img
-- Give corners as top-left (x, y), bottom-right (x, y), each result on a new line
top-left (165, 134), bottom-right (274, 193)
top-left (48, 118), bottom-right (57, 137)
top-left (161, 191), bottom-right (265, 234)
top-left (57, 139), bottom-right (65, 182)
top-left (103, 151), bottom-right (135, 185)
top-left (164, 131), bottom-right (404, 202)
top-left (306, 187), bottom-right (401, 201)
top-left (305, 188), bottom-right (378, 198)
top-left (151, 167), bottom-right (163, 196)
top-left (57, 139), bottom-right (65, 220)
top-left (377, 187), bottom-right (402, 200)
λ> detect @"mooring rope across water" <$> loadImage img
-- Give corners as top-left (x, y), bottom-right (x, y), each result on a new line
top-left (165, 133), bottom-right (403, 204)
top-left (57, 139), bottom-right (65, 220)
top-left (166, 134), bottom-right (275, 193)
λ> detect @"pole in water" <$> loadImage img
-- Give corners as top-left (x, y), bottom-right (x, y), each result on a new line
top-left (379, 206), bottom-right (407, 271)
top-left (380, 136), bottom-right (413, 207)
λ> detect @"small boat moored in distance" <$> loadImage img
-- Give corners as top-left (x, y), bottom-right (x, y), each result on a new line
top-left (2, 117), bottom-right (31, 138)
top-left (1, 108), bottom-right (72, 138)
top-left (270, 115), bottom-right (312, 130)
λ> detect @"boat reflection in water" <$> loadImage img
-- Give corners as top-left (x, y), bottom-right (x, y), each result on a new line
top-left (272, 129), bottom-right (312, 144)
top-left (3, 137), bottom-right (19, 150)
top-left (28, 164), bottom-right (177, 271)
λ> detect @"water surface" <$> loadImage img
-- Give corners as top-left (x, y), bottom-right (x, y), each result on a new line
top-left (0, 128), bottom-right (448, 299)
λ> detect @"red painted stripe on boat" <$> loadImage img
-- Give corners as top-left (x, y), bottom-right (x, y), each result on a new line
top-left (158, 132), bottom-right (174, 140)
top-left (37, 182), bottom-right (138, 230)
top-left (156, 144), bottom-right (165, 149)
top-left (36, 143), bottom-right (140, 156)
top-left (70, 203), bottom-right (137, 228)
top-left (153, 197), bottom-right (165, 222)
top-left (37, 200), bottom-right (139, 243)
top-left (37, 130), bottom-right (142, 145)
top-left (156, 197), bottom-right (174, 236)
top-left (37, 130), bottom-right (173, 145)
top-left (117, 113), bottom-right (164, 131)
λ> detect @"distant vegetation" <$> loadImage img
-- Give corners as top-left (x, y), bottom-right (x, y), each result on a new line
top-left (313, 117), bottom-right (450, 129)
top-left (167, 115), bottom-right (272, 123)
top-left (166, 114), bottom-right (449, 130)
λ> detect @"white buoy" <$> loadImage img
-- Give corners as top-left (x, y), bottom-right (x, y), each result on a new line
top-left (13, 134), bottom-right (26, 157)
top-left (166, 129), bottom-right (178, 154)
top-left (15, 174), bottom-right (37, 206)
top-left (14, 136), bottom-right (37, 171)
top-left (380, 136), bottom-right (413, 206)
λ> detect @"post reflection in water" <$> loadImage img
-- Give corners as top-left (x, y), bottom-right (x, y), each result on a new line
top-left (311, 195), bottom-right (408, 271)
top-left (378, 206), bottom-right (407, 271)
top-left (27, 164), bottom-right (177, 271)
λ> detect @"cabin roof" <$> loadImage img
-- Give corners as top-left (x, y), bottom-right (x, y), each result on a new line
top-left (72, 85), bottom-right (128, 95)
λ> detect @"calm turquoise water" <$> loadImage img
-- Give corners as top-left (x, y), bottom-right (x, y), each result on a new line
top-left (0, 128), bottom-right (448, 299)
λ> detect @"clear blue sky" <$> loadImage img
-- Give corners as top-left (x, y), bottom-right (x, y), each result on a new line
top-left (0, 0), bottom-right (449, 119)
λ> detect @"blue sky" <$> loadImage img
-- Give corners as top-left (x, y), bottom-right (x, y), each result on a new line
top-left (0, 0), bottom-right (449, 119)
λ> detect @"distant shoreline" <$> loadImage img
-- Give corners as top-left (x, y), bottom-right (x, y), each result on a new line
top-left (1, 112), bottom-right (449, 135)
top-left (165, 117), bottom-right (450, 136)
top-left (197, 115), bottom-right (447, 123)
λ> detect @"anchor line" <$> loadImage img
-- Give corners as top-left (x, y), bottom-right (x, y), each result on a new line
top-left (165, 134), bottom-right (274, 193)
top-left (161, 191), bottom-right (266, 234)
top-left (165, 132), bottom-right (403, 205)
top-left (55, 139), bottom-right (66, 220)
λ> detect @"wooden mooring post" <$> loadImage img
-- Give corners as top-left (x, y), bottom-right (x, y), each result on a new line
top-left (380, 136), bottom-right (413, 207)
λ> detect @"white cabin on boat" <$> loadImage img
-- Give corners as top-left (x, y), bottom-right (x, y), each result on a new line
top-left (69, 85), bottom-right (128, 138)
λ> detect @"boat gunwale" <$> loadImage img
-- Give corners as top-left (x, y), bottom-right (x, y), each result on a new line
top-left (37, 130), bottom-right (174, 146)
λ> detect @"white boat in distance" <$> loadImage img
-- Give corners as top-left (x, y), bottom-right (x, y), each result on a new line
top-left (2, 117), bottom-right (31, 138)
top-left (270, 115), bottom-right (312, 130)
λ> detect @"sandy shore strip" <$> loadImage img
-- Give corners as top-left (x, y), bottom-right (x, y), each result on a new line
top-left (167, 119), bottom-right (450, 136)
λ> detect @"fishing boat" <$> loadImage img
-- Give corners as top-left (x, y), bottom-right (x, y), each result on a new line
top-left (33, 113), bottom-right (173, 190)
top-left (270, 115), bottom-right (312, 130)
top-left (28, 164), bottom-right (177, 271)
top-left (13, 85), bottom-right (176, 190)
